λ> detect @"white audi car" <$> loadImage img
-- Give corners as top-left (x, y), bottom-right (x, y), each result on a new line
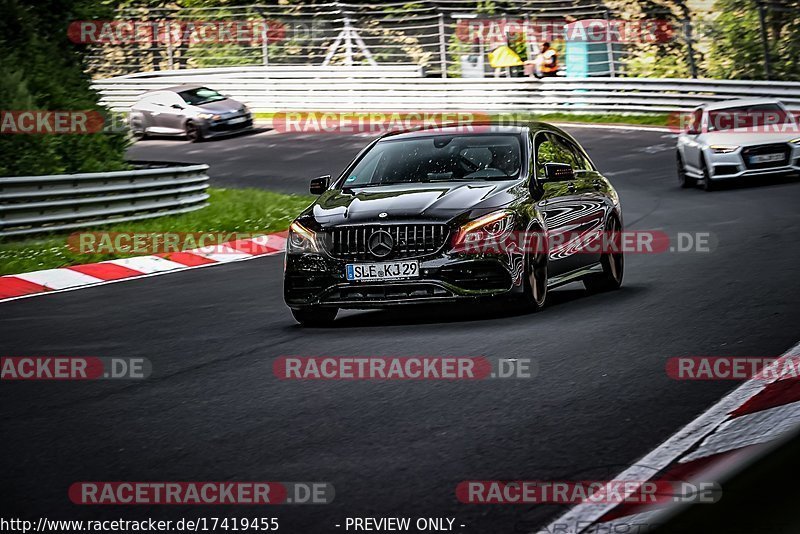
top-left (676, 98), bottom-right (800, 191)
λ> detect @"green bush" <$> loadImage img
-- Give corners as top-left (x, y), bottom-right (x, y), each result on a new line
top-left (0, 0), bottom-right (130, 177)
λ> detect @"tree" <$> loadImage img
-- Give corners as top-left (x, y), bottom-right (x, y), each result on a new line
top-left (705, 0), bottom-right (800, 80)
top-left (0, 0), bottom-right (129, 176)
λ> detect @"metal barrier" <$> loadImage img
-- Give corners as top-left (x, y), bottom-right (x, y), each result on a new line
top-left (93, 67), bottom-right (800, 114)
top-left (0, 162), bottom-right (209, 237)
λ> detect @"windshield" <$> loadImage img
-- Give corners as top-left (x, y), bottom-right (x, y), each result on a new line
top-left (341, 134), bottom-right (522, 187)
top-left (178, 87), bottom-right (226, 106)
top-left (707, 103), bottom-right (792, 132)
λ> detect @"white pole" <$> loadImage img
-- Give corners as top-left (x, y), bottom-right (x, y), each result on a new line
top-left (343, 17), bottom-right (354, 66)
top-left (438, 12), bottom-right (447, 78)
top-left (261, 21), bottom-right (269, 66)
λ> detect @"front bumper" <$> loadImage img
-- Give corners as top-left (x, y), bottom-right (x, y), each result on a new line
top-left (707, 145), bottom-right (800, 180)
top-left (284, 252), bottom-right (521, 309)
top-left (200, 115), bottom-right (254, 138)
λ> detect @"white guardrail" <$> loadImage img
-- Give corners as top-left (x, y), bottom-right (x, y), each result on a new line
top-left (93, 65), bottom-right (800, 114)
top-left (0, 163), bottom-right (209, 237)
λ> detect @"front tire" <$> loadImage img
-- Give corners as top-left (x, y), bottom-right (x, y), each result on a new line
top-left (701, 158), bottom-right (716, 192)
top-left (291, 307), bottom-right (338, 326)
top-left (677, 153), bottom-right (694, 188)
top-left (520, 233), bottom-right (548, 312)
top-left (185, 121), bottom-right (203, 143)
top-left (584, 216), bottom-right (624, 293)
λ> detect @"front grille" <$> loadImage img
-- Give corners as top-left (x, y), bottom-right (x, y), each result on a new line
top-left (742, 143), bottom-right (790, 170)
top-left (326, 224), bottom-right (449, 260)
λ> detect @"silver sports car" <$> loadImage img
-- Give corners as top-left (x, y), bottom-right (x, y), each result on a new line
top-left (129, 85), bottom-right (253, 142)
top-left (676, 98), bottom-right (800, 191)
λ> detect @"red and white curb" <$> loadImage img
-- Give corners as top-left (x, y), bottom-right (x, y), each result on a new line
top-left (542, 340), bottom-right (800, 533)
top-left (0, 232), bottom-right (287, 303)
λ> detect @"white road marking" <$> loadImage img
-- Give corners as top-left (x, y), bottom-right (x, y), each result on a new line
top-left (185, 244), bottom-right (252, 262)
top-left (105, 256), bottom-right (187, 273)
top-left (14, 269), bottom-right (103, 290)
top-left (679, 400), bottom-right (800, 463)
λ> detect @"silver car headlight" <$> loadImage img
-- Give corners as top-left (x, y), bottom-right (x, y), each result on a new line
top-left (197, 113), bottom-right (221, 121)
top-left (709, 145), bottom-right (740, 154)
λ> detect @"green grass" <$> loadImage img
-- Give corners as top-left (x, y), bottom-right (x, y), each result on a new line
top-left (520, 112), bottom-right (670, 126)
top-left (0, 188), bottom-right (314, 276)
top-left (254, 111), bottom-right (671, 127)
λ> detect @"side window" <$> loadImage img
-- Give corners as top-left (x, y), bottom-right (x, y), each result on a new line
top-left (564, 139), bottom-right (595, 172)
top-left (535, 133), bottom-right (574, 179)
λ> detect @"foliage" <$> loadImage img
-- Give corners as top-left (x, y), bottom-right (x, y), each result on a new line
top-left (704, 0), bottom-right (800, 81)
top-left (0, 0), bottom-right (130, 176)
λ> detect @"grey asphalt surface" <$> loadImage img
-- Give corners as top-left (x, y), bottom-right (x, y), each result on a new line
top-left (2, 126), bottom-right (800, 533)
top-left (127, 127), bottom-right (372, 194)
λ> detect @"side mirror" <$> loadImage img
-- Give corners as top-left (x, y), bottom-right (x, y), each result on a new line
top-left (309, 175), bottom-right (331, 194)
top-left (171, 104), bottom-right (184, 110)
top-left (543, 163), bottom-right (575, 182)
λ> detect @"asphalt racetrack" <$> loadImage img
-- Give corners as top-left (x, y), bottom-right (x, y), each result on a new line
top-left (2, 125), bottom-right (799, 532)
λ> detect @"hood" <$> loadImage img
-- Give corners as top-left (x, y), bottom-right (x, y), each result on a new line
top-left (701, 128), bottom-right (800, 147)
top-left (309, 181), bottom-right (521, 225)
top-left (189, 98), bottom-right (245, 115)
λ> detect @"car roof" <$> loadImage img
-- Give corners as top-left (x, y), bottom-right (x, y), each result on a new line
top-left (702, 98), bottom-right (783, 111)
top-left (155, 84), bottom-right (209, 93)
top-left (377, 121), bottom-right (561, 141)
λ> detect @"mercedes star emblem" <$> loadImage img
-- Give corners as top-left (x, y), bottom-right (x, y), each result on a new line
top-left (367, 230), bottom-right (394, 258)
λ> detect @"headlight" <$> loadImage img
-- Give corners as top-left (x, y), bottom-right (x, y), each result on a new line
top-left (452, 210), bottom-right (514, 250)
top-left (790, 137), bottom-right (800, 145)
top-left (287, 221), bottom-right (320, 254)
top-left (197, 113), bottom-right (221, 121)
top-left (709, 145), bottom-right (739, 154)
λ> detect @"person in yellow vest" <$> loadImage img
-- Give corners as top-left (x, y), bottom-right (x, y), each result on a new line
top-left (533, 42), bottom-right (558, 78)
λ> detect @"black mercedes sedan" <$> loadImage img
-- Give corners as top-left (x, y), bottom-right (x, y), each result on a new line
top-left (284, 123), bottom-right (623, 326)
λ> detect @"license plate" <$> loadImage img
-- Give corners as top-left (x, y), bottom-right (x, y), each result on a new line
top-left (749, 153), bottom-right (784, 164)
top-left (228, 117), bottom-right (246, 125)
top-left (346, 260), bottom-right (419, 281)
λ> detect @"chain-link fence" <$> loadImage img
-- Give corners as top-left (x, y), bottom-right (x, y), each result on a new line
top-left (78, 1), bottom-right (791, 80)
